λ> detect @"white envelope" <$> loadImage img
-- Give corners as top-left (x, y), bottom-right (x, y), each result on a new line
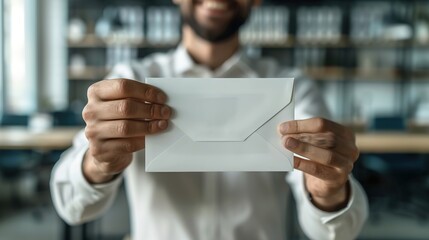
top-left (145, 78), bottom-right (295, 172)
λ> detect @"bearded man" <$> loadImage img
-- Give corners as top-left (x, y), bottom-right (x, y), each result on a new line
top-left (51, 1), bottom-right (368, 239)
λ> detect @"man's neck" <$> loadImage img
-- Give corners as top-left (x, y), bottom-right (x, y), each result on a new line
top-left (182, 26), bottom-right (240, 70)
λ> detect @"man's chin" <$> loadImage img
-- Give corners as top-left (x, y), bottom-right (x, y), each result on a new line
top-left (193, 28), bottom-right (238, 43)
top-left (184, 18), bottom-right (244, 43)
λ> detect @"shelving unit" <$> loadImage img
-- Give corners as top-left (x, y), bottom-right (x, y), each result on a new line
top-left (66, 35), bottom-right (423, 82)
top-left (66, 0), bottom-right (429, 125)
top-left (66, 35), bottom-right (429, 82)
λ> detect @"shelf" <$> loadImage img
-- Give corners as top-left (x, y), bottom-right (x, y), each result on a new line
top-left (67, 66), bottom-right (349, 81)
top-left (351, 69), bottom-right (402, 81)
top-left (243, 38), bottom-right (294, 48)
top-left (303, 67), bottom-right (404, 81)
top-left (68, 35), bottom-right (417, 49)
top-left (68, 35), bottom-right (106, 48)
top-left (303, 67), bottom-right (345, 81)
top-left (68, 67), bottom-right (109, 80)
top-left (292, 36), bottom-right (349, 48)
top-left (68, 66), bottom-right (429, 81)
top-left (349, 39), bottom-right (410, 48)
top-left (68, 34), bottom-right (179, 48)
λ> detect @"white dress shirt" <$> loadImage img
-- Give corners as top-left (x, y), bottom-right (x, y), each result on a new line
top-left (50, 45), bottom-right (368, 240)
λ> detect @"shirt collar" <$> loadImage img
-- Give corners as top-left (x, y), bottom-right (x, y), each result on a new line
top-left (172, 44), bottom-right (195, 76)
top-left (172, 43), bottom-right (258, 78)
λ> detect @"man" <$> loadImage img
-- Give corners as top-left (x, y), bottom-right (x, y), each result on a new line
top-left (51, 0), bottom-right (368, 239)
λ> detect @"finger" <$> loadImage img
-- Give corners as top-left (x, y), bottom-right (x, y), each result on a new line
top-left (85, 119), bottom-right (168, 139)
top-left (89, 137), bottom-right (146, 159)
top-left (88, 79), bottom-right (167, 104)
top-left (283, 137), bottom-right (349, 169)
top-left (278, 118), bottom-right (352, 139)
top-left (87, 99), bottom-right (171, 121)
top-left (332, 135), bottom-right (360, 162)
top-left (283, 132), bottom-right (336, 149)
top-left (294, 156), bottom-right (340, 181)
top-left (283, 132), bottom-right (359, 161)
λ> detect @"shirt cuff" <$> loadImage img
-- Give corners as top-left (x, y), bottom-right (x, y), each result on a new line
top-left (287, 170), bottom-right (358, 224)
top-left (69, 147), bottom-right (123, 201)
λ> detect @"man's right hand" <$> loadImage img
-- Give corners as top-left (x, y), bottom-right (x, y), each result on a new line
top-left (81, 79), bottom-right (171, 184)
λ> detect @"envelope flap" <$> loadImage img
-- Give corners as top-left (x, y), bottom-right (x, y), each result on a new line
top-left (146, 78), bottom-right (294, 142)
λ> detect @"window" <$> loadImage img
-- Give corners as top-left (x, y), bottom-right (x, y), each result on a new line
top-left (0, 0), bottom-right (3, 115)
top-left (2, 0), bottom-right (37, 114)
top-left (1, 0), bottom-right (67, 115)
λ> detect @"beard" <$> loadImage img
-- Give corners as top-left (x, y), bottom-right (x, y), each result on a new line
top-left (181, 0), bottom-right (251, 43)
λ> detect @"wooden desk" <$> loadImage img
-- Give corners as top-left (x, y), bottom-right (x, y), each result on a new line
top-left (0, 127), bottom-right (84, 240)
top-left (0, 127), bottom-right (428, 153)
top-left (356, 132), bottom-right (429, 153)
top-left (0, 127), bottom-right (82, 150)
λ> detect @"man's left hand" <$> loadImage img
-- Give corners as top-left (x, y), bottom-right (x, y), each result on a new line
top-left (279, 118), bottom-right (359, 212)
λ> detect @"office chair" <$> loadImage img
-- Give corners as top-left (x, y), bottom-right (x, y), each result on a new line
top-left (357, 154), bottom-right (429, 221)
top-left (36, 109), bottom-right (84, 198)
top-left (354, 116), bottom-right (429, 223)
top-left (43, 109), bottom-right (84, 165)
top-left (0, 114), bottom-right (41, 206)
top-left (50, 109), bottom-right (84, 127)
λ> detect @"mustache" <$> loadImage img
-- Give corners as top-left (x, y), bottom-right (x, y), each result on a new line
top-left (192, 0), bottom-right (240, 8)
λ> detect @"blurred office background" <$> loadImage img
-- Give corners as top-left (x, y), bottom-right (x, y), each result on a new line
top-left (0, 0), bottom-right (428, 239)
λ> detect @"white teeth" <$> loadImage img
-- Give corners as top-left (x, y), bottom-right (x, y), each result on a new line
top-left (204, 1), bottom-right (228, 10)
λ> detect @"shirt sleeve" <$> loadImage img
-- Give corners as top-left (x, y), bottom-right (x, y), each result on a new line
top-left (286, 171), bottom-right (368, 240)
top-left (50, 129), bottom-right (124, 225)
top-left (288, 74), bottom-right (369, 239)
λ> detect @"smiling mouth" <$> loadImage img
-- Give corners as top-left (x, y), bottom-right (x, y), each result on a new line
top-left (203, 0), bottom-right (229, 10)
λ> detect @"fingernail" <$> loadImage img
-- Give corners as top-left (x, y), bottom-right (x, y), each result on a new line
top-left (161, 106), bottom-right (170, 117)
top-left (286, 138), bottom-right (299, 149)
top-left (280, 123), bottom-right (288, 133)
top-left (157, 120), bottom-right (168, 129)
top-left (157, 93), bottom-right (167, 103)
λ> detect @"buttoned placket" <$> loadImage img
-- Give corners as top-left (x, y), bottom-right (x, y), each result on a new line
top-left (181, 66), bottom-right (219, 240)
top-left (173, 46), bottom-right (260, 240)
